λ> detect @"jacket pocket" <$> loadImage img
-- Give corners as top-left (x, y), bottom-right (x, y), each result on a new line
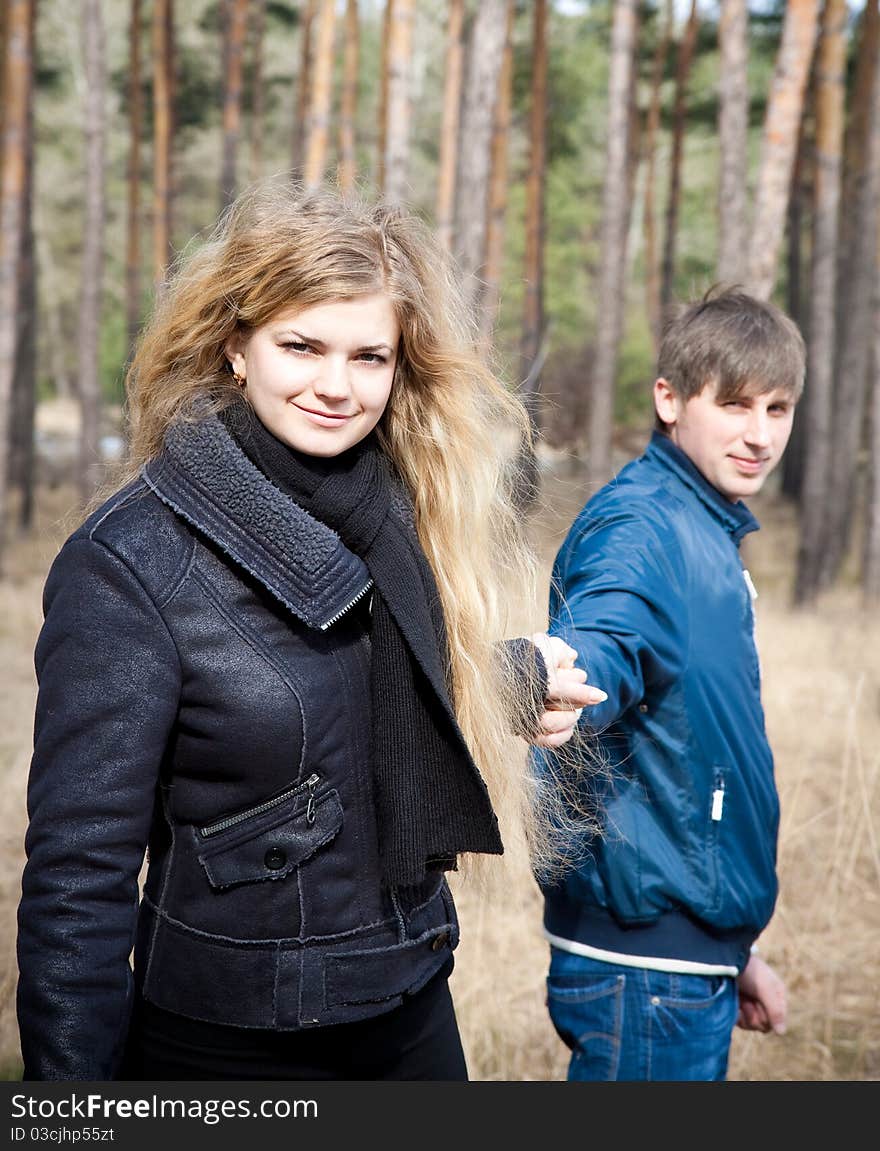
top-left (196, 775), bottom-right (343, 889)
top-left (703, 767), bottom-right (725, 913)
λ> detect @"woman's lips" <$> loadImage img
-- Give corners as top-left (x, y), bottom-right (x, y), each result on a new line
top-left (292, 403), bottom-right (353, 427)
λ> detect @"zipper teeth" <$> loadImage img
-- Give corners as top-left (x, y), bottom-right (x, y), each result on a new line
top-left (320, 581), bottom-right (373, 631)
top-left (199, 773), bottom-right (319, 838)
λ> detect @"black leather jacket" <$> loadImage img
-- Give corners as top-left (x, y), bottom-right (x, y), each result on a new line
top-left (17, 415), bottom-right (481, 1080)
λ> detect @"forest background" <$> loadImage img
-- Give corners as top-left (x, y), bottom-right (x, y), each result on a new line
top-left (0, 0), bottom-right (879, 1081)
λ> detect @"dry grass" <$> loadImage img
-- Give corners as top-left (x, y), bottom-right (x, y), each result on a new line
top-left (2, 447), bottom-right (879, 1081)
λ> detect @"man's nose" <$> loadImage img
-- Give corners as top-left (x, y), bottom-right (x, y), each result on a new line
top-left (744, 407), bottom-right (771, 448)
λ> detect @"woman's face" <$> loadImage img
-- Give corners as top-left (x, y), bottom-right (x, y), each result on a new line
top-left (226, 293), bottom-right (400, 457)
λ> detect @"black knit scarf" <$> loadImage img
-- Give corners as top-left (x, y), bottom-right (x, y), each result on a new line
top-left (221, 404), bottom-right (503, 885)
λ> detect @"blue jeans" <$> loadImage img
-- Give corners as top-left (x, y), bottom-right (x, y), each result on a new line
top-left (546, 947), bottom-right (739, 1081)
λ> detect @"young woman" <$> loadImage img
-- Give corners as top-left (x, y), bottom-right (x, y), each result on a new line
top-left (16, 180), bottom-right (601, 1082)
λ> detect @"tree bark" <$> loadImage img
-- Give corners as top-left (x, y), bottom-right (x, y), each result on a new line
top-left (376, 0), bottom-right (392, 192)
top-left (660, 0), bottom-right (699, 315)
top-left (795, 0), bottom-right (847, 604)
top-left (838, 0), bottom-right (879, 271)
top-left (125, 0), bottom-right (142, 358)
top-left (220, 0), bottom-right (249, 210)
top-left (863, 245), bottom-right (880, 599)
top-left (521, 0), bottom-right (548, 384)
top-left (291, 0), bottom-right (316, 176)
top-left (717, 0), bottom-right (749, 285)
top-left (822, 0), bottom-right (880, 586)
top-left (152, 0), bottom-right (174, 289)
top-left (248, 0), bottom-right (266, 185)
top-left (746, 0), bottom-right (821, 300)
top-left (478, 0), bottom-right (514, 351)
top-left (8, 0), bottom-right (35, 530)
top-left (337, 0), bottom-right (359, 192)
top-left (79, 0), bottom-right (107, 506)
top-left (588, 0), bottom-right (639, 489)
top-left (383, 0), bottom-right (414, 203)
top-left (436, 0), bottom-right (464, 250)
top-left (0, 0), bottom-right (35, 564)
top-left (304, 0), bottom-right (337, 187)
top-left (643, 0), bottom-right (673, 352)
top-left (454, 0), bottom-right (508, 316)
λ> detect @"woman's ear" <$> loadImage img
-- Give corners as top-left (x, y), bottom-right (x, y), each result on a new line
top-left (653, 377), bottom-right (680, 428)
top-left (224, 334), bottom-right (246, 380)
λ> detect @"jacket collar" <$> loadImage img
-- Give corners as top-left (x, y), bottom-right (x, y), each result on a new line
top-left (142, 413), bottom-right (372, 630)
top-left (645, 430), bottom-right (760, 545)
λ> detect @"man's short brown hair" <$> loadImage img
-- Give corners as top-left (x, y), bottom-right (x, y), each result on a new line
top-left (657, 286), bottom-right (806, 414)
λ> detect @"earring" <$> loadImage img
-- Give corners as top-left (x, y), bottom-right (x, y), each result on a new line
top-left (232, 369), bottom-right (246, 387)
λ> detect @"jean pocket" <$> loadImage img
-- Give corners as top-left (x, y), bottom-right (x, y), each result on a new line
top-left (546, 970), bottom-right (624, 1081)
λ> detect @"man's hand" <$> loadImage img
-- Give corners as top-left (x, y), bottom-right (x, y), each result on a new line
top-left (530, 633), bottom-right (607, 749)
top-left (736, 953), bottom-right (787, 1035)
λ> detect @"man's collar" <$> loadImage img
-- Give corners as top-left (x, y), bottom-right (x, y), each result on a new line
top-left (645, 430), bottom-right (760, 544)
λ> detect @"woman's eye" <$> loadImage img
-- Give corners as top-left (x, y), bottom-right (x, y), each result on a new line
top-left (281, 341), bottom-right (313, 354)
top-left (357, 352), bottom-right (386, 365)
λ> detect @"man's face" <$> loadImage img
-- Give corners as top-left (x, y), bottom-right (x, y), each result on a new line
top-left (653, 378), bottom-right (796, 502)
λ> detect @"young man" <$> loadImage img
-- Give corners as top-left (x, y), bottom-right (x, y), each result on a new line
top-left (539, 288), bottom-right (804, 1081)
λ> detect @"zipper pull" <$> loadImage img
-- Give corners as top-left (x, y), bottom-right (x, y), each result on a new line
top-left (711, 787), bottom-right (725, 821)
top-left (305, 774), bottom-right (319, 825)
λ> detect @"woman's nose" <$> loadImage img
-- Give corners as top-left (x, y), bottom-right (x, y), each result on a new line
top-left (312, 355), bottom-right (350, 400)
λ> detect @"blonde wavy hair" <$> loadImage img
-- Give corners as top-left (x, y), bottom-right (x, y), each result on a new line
top-left (121, 177), bottom-right (572, 881)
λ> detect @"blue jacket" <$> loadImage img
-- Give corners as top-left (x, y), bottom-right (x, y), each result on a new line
top-left (17, 414), bottom-right (462, 1080)
top-left (539, 432), bottom-right (779, 973)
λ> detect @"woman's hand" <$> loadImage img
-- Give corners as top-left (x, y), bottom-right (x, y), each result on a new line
top-left (529, 633), bottom-right (607, 749)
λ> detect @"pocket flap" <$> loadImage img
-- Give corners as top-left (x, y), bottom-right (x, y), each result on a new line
top-left (198, 788), bottom-right (343, 889)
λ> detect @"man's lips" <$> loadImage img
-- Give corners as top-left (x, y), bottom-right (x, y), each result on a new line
top-left (729, 455), bottom-right (769, 472)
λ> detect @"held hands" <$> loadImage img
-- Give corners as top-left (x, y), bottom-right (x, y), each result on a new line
top-left (530, 633), bottom-right (607, 749)
top-left (736, 953), bottom-right (787, 1035)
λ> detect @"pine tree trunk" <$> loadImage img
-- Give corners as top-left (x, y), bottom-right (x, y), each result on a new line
top-left (454, 0), bottom-right (508, 316)
top-left (746, 0), bottom-right (821, 300)
top-left (9, 0), bottom-right (35, 531)
top-left (660, 0), bottom-right (699, 315)
top-left (795, 0), bottom-right (846, 604)
top-left (384, 0), bottom-right (414, 203)
top-left (863, 254), bottom-right (880, 599)
top-left (337, 0), bottom-right (359, 192)
top-left (521, 0), bottom-right (547, 384)
top-left (838, 0), bottom-right (879, 277)
top-left (152, 0), bottom-right (173, 289)
top-left (304, 0), bottom-right (337, 187)
top-left (643, 0), bottom-right (673, 352)
top-left (249, 0), bottom-right (266, 184)
top-left (436, 0), bottom-right (464, 250)
top-left (376, 0), bottom-right (392, 192)
top-left (478, 0), bottom-right (514, 351)
top-left (717, 0), bottom-right (749, 285)
top-left (822, 0), bottom-right (880, 586)
top-left (125, 0), bottom-right (142, 358)
top-left (0, 0), bottom-right (34, 565)
top-left (588, 0), bottom-right (639, 488)
top-left (220, 0), bottom-right (249, 210)
top-left (79, 0), bottom-right (106, 507)
top-left (291, 0), bottom-right (316, 176)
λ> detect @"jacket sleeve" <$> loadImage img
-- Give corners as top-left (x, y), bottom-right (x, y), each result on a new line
top-left (17, 536), bottom-right (182, 1080)
top-left (548, 509), bottom-right (688, 734)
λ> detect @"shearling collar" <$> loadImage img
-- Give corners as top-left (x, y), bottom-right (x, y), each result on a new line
top-left (143, 413), bottom-right (373, 630)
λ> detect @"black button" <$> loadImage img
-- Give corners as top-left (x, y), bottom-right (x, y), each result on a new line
top-left (264, 847), bottom-right (287, 870)
top-left (431, 931), bottom-right (451, 952)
